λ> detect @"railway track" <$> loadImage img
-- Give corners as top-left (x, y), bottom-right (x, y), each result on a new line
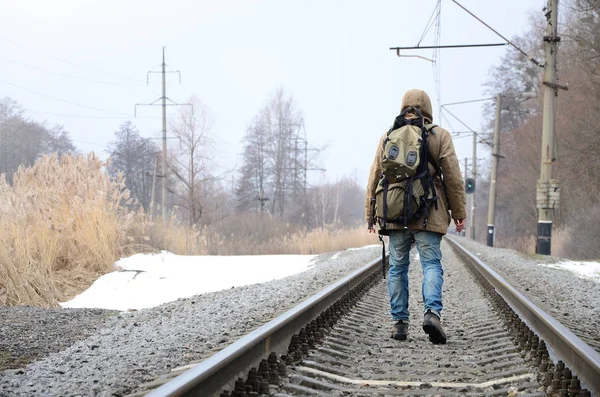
top-left (133, 238), bottom-right (600, 397)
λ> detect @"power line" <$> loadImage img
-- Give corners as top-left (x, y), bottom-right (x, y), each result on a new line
top-left (417, 2), bottom-right (441, 47)
top-left (0, 79), bottom-right (159, 134)
top-left (441, 107), bottom-right (493, 146)
top-left (441, 106), bottom-right (477, 133)
top-left (449, 0), bottom-right (542, 67)
top-left (24, 108), bottom-right (160, 120)
top-left (0, 56), bottom-right (145, 87)
top-left (440, 111), bottom-right (457, 132)
top-left (0, 79), bottom-right (133, 117)
top-left (71, 139), bottom-right (106, 148)
top-left (1, 36), bottom-right (147, 84)
top-left (433, 0), bottom-right (442, 126)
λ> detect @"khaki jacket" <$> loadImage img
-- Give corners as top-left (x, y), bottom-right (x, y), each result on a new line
top-left (365, 90), bottom-right (466, 235)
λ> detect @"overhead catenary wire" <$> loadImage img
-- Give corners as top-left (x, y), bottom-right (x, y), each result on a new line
top-left (432, 0), bottom-right (442, 126)
top-left (441, 107), bottom-right (493, 146)
top-left (449, 0), bottom-right (542, 67)
top-left (441, 106), bottom-right (477, 134)
top-left (417, 2), bottom-right (441, 47)
top-left (440, 111), bottom-right (457, 132)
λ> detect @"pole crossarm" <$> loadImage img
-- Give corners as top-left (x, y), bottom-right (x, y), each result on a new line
top-left (147, 70), bottom-right (181, 85)
top-left (442, 97), bottom-right (495, 107)
top-left (390, 43), bottom-right (507, 51)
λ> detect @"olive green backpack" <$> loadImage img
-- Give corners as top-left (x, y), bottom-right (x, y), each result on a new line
top-left (374, 106), bottom-right (440, 231)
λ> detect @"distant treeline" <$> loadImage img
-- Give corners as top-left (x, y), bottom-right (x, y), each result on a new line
top-left (0, 89), bottom-right (366, 233)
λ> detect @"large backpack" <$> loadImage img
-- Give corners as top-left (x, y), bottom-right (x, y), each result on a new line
top-left (374, 106), bottom-right (440, 230)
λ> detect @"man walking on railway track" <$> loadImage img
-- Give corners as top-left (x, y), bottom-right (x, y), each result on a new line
top-left (366, 89), bottom-right (466, 344)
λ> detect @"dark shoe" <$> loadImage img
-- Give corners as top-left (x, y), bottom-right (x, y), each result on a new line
top-left (391, 320), bottom-right (409, 340)
top-left (422, 312), bottom-right (446, 344)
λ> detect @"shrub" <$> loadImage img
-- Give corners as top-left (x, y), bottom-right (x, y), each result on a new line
top-left (0, 154), bottom-right (146, 306)
top-left (561, 206), bottom-right (600, 260)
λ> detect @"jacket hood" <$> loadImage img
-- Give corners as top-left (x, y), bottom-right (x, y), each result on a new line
top-left (400, 89), bottom-right (433, 123)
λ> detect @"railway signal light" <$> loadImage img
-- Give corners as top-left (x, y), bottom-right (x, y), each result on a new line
top-left (465, 178), bottom-right (475, 194)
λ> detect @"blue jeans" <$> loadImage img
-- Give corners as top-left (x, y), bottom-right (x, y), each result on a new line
top-left (388, 230), bottom-right (443, 321)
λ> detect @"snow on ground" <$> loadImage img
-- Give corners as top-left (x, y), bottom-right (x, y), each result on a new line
top-left (61, 251), bottom-right (317, 311)
top-left (539, 260), bottom-right (600, 283)
top-left (347, 244), bottom-right (380, 251)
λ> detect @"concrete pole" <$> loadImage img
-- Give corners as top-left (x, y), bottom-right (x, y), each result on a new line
top-left (464, 157), bottom-right (468, 237)
top-left (470, 131), bottom-right (477, 239)
top-left (536, 0), bottom-right (560, 255)
top-left (161, 47), bottom-right (168, 225)
top-left (150, 154), bottom-right (158, 219)
top-left (487, 94), bottom-right (502, 247)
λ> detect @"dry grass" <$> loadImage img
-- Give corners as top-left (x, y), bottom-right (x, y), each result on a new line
top-left (550, 227), bottom-right (570, 258)
top-left (149, 213), bottom-right (375, 256)
top-left (497, 235), bottom-right (537, 254)
top-left (282, 227), bottom-right (377, 255)
top-left (0, 154), bottom-right (147, 307)
top-left (0, 157), bottom-right (374, 307)
top-left (497, 227), bottom-right (573, 259)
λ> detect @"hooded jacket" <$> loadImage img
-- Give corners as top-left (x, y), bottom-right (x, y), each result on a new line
top-left (365, 89), bottom-right (466, 235)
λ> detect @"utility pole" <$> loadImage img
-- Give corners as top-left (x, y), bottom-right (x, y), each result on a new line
top-left (256, 189), bottom-right (269, 213)
top-left (463, 157), bottom-right (468, 237)
top-left (487, 94), bottom-right (502, 247)
top-left (135, 47), bottom-right (189, 225)
top-left (536, 0), bottom-right (561, 255)
top-left (470, 132), bottom-right (477, 239)
top-left (304, 140), bottom-right (308, 195)
top-left (150, 154), bottom-right (159, 219)
top-left (161, 49), bottom-right (168, 225)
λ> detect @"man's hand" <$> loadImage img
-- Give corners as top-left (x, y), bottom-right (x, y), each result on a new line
top-left (368, 225), bottom-right (376, 233)
top-left (454, 218), bottom-right (466, 233)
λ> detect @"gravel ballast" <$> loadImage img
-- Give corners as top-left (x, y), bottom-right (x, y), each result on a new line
top-left (279, 243), bottom-right (542, 396)
top-left (0, 307), bottom-right (116, 371)
top-left (451, 236), bottom-right (600, 352)
top-left (0, 247), bottom-right (381, 397)
top-left (1, 238), bottom-right (598, 397)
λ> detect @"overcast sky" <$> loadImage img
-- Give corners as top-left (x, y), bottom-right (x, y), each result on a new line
top-left (1, 0), bottom-right (546, 189)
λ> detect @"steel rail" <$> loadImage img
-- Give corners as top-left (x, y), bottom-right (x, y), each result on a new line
top-left (146, 255), bottom-right (384, 397)
top-left (446, 236), bottom-right (600, 396)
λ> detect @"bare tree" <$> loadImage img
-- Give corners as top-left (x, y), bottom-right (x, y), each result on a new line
top-left (236, 108), bottom-right (271, 213)
top-left (106, 121), bottom-right (158, 209)
top-left (236, 88), bottom-right (315, 219)
top-left (169, 97), bottom-right (216, 226)
top-left (0, 97), bottom-right (77, 183)
top-left (305, 177), bottom-right (366, 228)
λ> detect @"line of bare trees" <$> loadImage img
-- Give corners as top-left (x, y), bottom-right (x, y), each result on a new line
top-left (234, 88), bottom-right (365, 228)
top-left (102, 88), bottom-right (366, 230)
top-left (236, 88), bottom-right (309, 217)
top-left (0, 98), bottom-right (77, 182)
top-left (474, 0), bottom-right (600, 258)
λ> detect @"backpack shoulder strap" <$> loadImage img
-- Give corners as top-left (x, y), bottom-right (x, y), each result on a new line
top-left (423, 123), bottom-right (451, 210)
top-left (424, 123), bottom-right (438, 133)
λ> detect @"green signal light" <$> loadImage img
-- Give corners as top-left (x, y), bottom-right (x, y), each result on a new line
top-left (465, 178), bottom-right (476, 194)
